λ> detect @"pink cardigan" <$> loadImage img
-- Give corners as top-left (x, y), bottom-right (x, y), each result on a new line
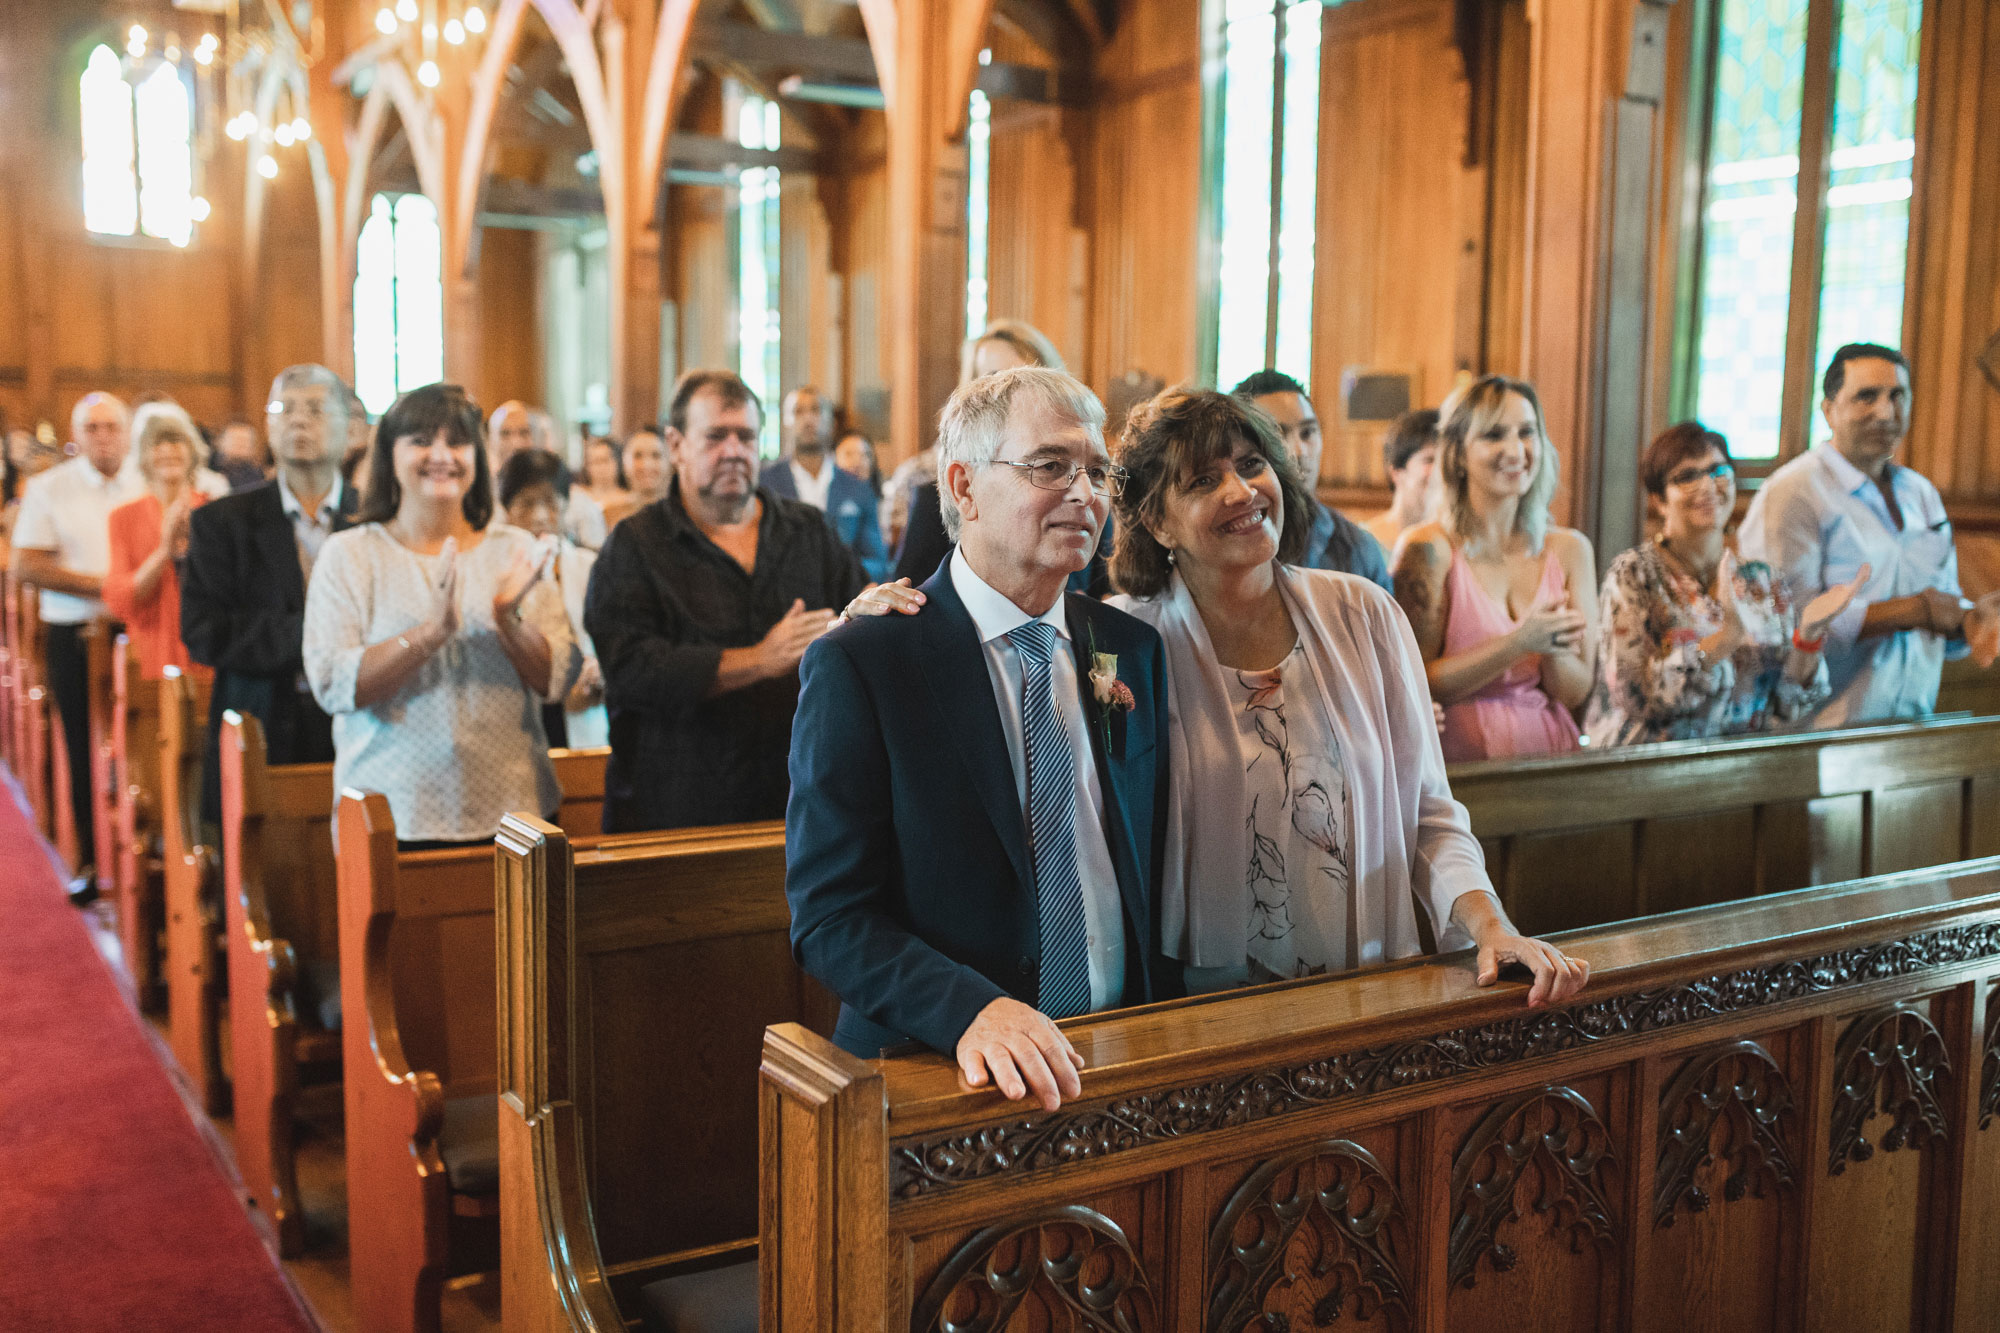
top-left (1110, 564), bottom-right (1493, 969)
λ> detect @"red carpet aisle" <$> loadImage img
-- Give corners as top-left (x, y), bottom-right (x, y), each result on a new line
top-left (0, 766), bottom-right (318, 1332)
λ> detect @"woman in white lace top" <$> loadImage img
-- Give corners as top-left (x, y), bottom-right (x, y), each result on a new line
top-left (304, 384), bottom-right (580, 844)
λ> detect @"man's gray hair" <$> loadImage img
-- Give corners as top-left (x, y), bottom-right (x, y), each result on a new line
top-left (70, 391), bottom-right (131, 437)
top-left (934, 366), bottom-right (1105, 540)
top-left (267, 364), bottom-right (351, 421)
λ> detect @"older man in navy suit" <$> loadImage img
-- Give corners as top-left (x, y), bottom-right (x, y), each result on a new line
top-left (759, 385), bottom-right (888, 580)
top-left (786, 367), bottom-right (1176, 1113)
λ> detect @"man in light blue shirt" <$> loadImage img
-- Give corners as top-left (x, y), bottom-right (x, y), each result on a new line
top-left (1739, 342), bottom-right (1999, 728)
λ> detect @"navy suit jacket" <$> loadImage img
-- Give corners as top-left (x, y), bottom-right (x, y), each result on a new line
top-left (785, 562), bottom-right (1177, 1057)
top-left (759, 459), bottom-right (889, 581)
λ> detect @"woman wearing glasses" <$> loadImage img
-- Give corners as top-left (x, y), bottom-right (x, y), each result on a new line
top-left (1584, 422), bottom-right (1862, 747)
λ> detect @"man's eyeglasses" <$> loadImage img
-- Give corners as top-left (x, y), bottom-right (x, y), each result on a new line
top-left (1666, 461), bottom-right (1735, 488)
top-left (992, 458), bottom-right (1128, 497)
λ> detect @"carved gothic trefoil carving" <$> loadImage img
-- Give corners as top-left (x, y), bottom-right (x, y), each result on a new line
top-left (1447, 1085), bottom-right (1620, 1290)
top-left (1828, 1003), bottom-right (1952, 1176)
top-left (1655, 1040), bottom-right (1799, 1226)
top-left (1207, 1138), bottom-right (1414, 1331)
top-left (910, 1204), bottom-right (1157, 1333)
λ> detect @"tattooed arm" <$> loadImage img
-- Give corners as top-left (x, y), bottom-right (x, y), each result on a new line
top-left (1393, 525), bottom-right (1566, 705)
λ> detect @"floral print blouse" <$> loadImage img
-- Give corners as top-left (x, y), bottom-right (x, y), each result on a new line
top-left (1584, 541), bottom-right (1829, 747)
top-left (1229, 644), bottom-right (1358, 984)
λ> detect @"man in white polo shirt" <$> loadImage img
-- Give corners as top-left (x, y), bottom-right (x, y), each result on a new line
top-left (9, 392), bottom-right (144, 898)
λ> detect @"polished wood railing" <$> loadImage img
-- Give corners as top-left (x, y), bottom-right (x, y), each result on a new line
top-left (762, 861), bottom-right (2000, 1331)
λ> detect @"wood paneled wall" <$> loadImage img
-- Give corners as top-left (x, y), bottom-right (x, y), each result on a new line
top-left (1310, 0), bottom-right (1490, 493)
top-left (1079, 3), bottom-right (1206, 398)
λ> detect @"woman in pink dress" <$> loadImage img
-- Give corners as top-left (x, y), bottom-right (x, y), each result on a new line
top-left (1392, 375), bottom-right (1597, 761)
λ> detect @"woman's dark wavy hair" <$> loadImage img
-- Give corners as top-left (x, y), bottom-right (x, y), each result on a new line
top-left (359, 383), bottom-right (493, 529)
top-left (1109, 387), bottom-right (1313, 599)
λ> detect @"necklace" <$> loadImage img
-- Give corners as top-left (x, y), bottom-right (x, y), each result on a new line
top-left (1654, 534), bottom-right (1719, 591)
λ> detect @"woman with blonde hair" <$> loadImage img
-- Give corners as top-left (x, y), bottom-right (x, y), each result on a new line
top-left (1391, 375), bottom-right (1596, 760)
top-left (103, 402), bottom-right (224, 679)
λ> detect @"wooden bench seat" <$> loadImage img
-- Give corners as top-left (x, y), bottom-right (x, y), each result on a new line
top-left (761, 859), bottom-right (2000, 1330)
top-left (1451, 714), bottom-right (2000, 934)
top-left (493, 815), bottom-right (831, 1333)
top-left (110, 634), bottom-right (182, 1007)
top-left (335, 765), bottom-right (611, 1333)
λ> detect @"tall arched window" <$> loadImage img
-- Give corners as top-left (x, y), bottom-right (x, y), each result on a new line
top-left (80, 43), bottom-right (199, 247)
top-left (353, 192), bottom-right (445, 417)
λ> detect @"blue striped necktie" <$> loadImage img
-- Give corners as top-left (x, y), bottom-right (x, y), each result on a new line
top-left (1007, 621), bottom-right (1093, 1018)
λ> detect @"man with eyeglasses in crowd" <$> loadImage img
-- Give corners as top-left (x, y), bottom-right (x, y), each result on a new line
top-left (1740, 341), bottom-right (2000, 727)
top-left (181, 364), bottom-right (360, 822)
top-left (785, 366), bottom-right (1176, 1112)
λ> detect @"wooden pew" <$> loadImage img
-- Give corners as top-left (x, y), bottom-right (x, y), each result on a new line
top-left (221, 719), bottom-right (612, 1261)
top-left (0, 570), bottom-right (16, 772)
top-left (3, 575), bottom-right (46, 826)
top-left (493, 816), bottom-right (832, 1333)
top-left (1937, 655), bottom-right (2000, 717)
top-left (110, 634), bottom-right (175, 1005)
top-left (221, 712), bottom-right (341, 1258)
top-left (160, 666), bottom-right (223, 1112)
top-left (1451, 715), bottom-right (2000, 935)
top-left (84, 622), bottom-right (116, 894)
top-left (335, 762), bottom-right (610, 1333)
top-left (761, 859), bottom-right (2000, 1331)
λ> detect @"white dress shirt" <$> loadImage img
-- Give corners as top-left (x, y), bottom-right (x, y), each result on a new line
top-left (950, 547), bottom-right (1126, 1010)
top-left (788, 458), bottom-right (835, 512)
top-left (9, 455), bottom-right (146, 623)
top-left (1739, 442), bottom-right (1963, 727)
top-left (278, 475), bottom-right (345, 585)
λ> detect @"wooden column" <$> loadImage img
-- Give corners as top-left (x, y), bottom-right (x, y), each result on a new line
top-left (1518, 0), bottom-right (1673, 562)
top-left (863, 0), bottom-right (995, 467)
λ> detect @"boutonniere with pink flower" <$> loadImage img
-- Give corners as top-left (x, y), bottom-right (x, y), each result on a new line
top-left (1089, 651), bottom-right (1136, 715)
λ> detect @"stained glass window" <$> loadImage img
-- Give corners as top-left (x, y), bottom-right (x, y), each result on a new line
top-left (737, 94), bottom-right (782, 455)
top-left (352, 192), bottom-right (444, 416)
top-left (964, 87), bottom-right (993, 340)
top-left (81, 43), bottom-right (198, 246)
top-left (1210, 1), bottom-right (1324, 391)
top-left (1689, 0), bottom-right (1809, 460)
top-left (1682, 0), bottom-right (1926, 461)
top-left (1812, 0), bottom-right (1922, 439)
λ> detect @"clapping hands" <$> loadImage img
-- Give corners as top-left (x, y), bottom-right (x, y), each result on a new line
top-left (493, 533), bottom-right (558, 623)
top-left (1796, 564), bottom-right (1870, 646)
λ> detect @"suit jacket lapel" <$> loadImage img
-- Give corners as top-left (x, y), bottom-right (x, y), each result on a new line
top-left (915, 568), bottom-right (1035, 893)
top-left (1065, 596), bottom-right (1149, 937)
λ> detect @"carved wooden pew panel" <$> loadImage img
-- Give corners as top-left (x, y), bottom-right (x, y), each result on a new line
top-left (336, 761), bottom-right (609, 1333)
top-left (1451, 716), bottom-right (2000, 934)
top-left (494, 815), bottom-right (835, 1333)
top-left (762, 862), bottom-right (2000, 1331)
top-left (159, 665), bottom-right (222, 1112)
top-left (110, 635), bottom-right (173, 1006)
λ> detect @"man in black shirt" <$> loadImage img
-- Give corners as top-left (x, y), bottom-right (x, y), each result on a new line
top-left (586, 370), bottom-right (867, 831)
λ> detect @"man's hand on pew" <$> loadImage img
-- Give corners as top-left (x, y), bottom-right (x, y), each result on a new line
top-left (956, 997), bottom-right (1085, 1112)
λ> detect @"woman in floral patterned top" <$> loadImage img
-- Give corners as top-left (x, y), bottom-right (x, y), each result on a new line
top-left (1585, 423), bottom-right (1864, 747)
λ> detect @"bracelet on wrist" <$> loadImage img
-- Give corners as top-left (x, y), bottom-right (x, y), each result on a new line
top-left (1792, 626), bottom-right (1826, 654)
